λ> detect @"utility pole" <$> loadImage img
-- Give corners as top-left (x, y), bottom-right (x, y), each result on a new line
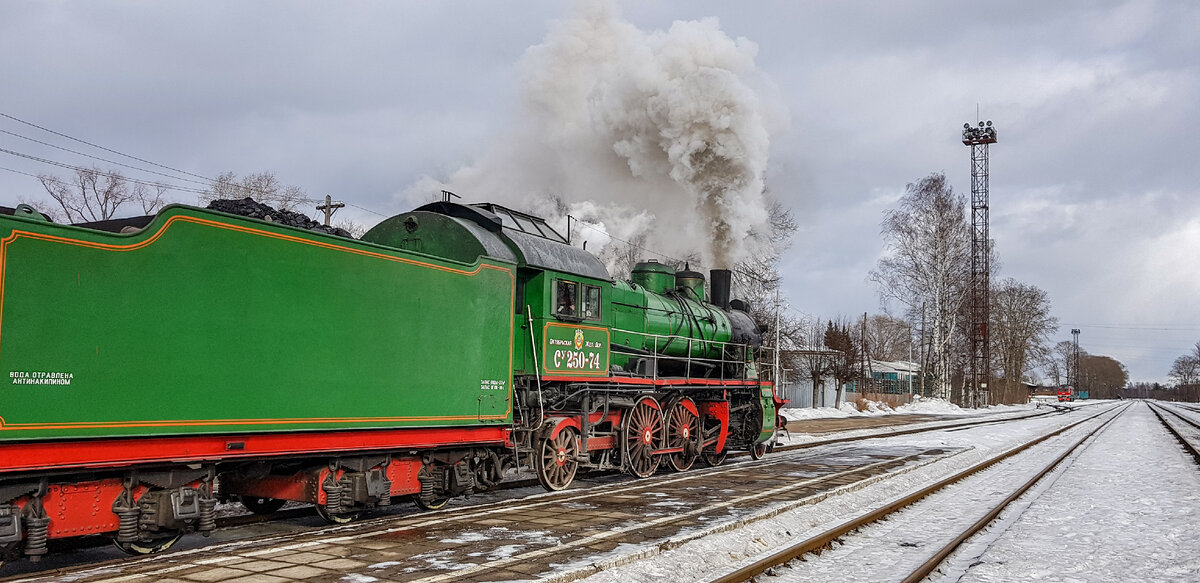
top-left (920, 302), bottom-right (926, 397)
top-left (963, 119), bottom-right (997, 408)
top-left (860, 313), bottom-right (868, 396)
top-left (773, 287), bottom-right (781, 387)
top-left (863, 312), bottom-right (875, 395)
top-left (1070, 328), bottom-right (1081, 393)
top-left (908, 325), bottom-right (914, 395)
top-left (316, 195), bottom-right (345, 227)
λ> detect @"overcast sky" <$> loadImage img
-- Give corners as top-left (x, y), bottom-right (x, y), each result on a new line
top-left (2, 1), bottom-right (1197, 385)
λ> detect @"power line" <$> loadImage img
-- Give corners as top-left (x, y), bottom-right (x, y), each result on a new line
top-left (0, 112), bottom-right (392, 218)
top-left (0, 164), bottom-right (41, 179)
top-left (0, 128), bottom-right (215, 188)
top-left (0, 135), bottom-right (390, 218)
top-left (0, 111), bottom-right (211, 182)
top-left (1066, 324), bottom-right (1200, 332)
top-left (0, 147), bottom-right (211, 194)
top-left (343, 201), bottom-right (388, 217)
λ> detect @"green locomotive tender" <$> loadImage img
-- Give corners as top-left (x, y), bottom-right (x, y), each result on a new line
top-left (0, 200), bottom-right (777, 563)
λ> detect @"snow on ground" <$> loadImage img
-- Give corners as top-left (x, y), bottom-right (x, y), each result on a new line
top-left (947, 401), bottom-right (1200, 582)
top-left (780, 397), bottom-right (1033, 422)
top-left (762, 404), bottom-right (1122, 582)
top-left (777, 399), bottom-right (1047, 446)
top-left (573, 400), bottom-right (1111, 583)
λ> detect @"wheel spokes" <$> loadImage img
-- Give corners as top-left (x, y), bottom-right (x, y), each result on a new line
top-left (536, 428), bottom-right (579, 491)
top-left (666, 398), bottom-right (699, 471)
top-left (624, 398), bottom-right (663, 477)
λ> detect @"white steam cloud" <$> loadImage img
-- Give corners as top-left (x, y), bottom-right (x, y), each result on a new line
top-left (403, 0), bottom-right (784, 272)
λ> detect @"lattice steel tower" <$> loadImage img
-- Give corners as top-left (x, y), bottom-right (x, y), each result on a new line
top-left (962, 120), bottom-right (996, 408)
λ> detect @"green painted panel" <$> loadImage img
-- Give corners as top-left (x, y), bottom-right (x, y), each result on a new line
top-left (759, 386), bottom-right (777, 442)
top-left (0, 206), bottom-right (515, 440)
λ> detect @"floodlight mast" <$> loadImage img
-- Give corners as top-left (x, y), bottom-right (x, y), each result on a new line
top-left (963, 120), bottom-right (997, 408)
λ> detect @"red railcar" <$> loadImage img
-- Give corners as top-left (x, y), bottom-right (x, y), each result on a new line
top-left (1057, 386), bottom-right (1075, 402)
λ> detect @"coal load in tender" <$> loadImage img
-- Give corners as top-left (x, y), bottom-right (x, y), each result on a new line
top-left (207, 198), bottom-right (354, 239)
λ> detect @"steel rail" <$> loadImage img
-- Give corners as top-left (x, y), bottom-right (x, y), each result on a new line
top-left (706, 402), bottom-right (1127, 583)
top-left (897, 401), bottom-right (1127, 583)
top-left (9, 406), bottom-right (1081, 574)
top-left (770, 407), bottom-right (1061, 454)
top-left (1146, 401), bottom-right (1200, 465)
top-left (20, 409), bottom-right (1061, 565)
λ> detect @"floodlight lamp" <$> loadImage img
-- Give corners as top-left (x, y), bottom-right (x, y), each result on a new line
top-left (986, 120), bottom-right (992, 127)
top-left (964, 123), bottom-right (971, 129)
top-left (979, 121), bottom-right (985, 127)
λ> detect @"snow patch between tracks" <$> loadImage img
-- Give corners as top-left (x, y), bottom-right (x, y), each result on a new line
top-left (539, 448), bottom-right (974, 583)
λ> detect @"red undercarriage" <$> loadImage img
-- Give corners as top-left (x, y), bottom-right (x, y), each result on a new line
top-left (1, 426), bottom-right (510, 541)
top-left (1, 377), bottom-right (766, 545)
top-left (0, 426), bottom-right (511, 474)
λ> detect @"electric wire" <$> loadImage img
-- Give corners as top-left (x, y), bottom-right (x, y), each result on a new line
top-left (1068, 324), bottom-right (1200, 332)
top-left (0, 164), bottom-right (41, 179)
top-left (0, 146), bottom-right (385, 220)
top-left (0, 128), bottom-right (215, 188)
top-left (0, 111), bottom-right (211, 182)
top-left (1, 111), bottom-right (390, 218)
top-left (0, 147), bottom-right (211, 194)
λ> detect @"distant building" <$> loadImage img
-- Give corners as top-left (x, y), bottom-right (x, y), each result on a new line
top-left (848, 360), bottom-right (925, 395)
top-left (1029, 384), bottom-right (1057, 398)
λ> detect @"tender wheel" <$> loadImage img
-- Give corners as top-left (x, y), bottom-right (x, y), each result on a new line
top-left (240, 495), bottom-right (286, 515)
top-left (666, 398), bottom-right (700, 472)
top-left (535, 427), bottom-right (580, 491)
top-left (113, 533), bottom-right (183, 556)
top-left (315, 504), bottom-right (362, 524)
top-left (623, 396), bottom-right (664, 478)
top-left (748, 441), bottom-right (768, 460)
top-left (412, 495), bottom-right (450, 511)
top-left (702, 449), bottom-right (729, 467)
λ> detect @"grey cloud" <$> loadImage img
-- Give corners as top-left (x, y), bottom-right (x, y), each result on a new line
top-left (2, 0), bottom-right (1197, 383)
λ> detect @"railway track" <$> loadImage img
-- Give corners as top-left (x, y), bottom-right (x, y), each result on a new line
top-left (1146, 401), bottom-right (1200, 464)
top-left (705, 402), bottom-right (1127, 583)
top-left (0, 406), bottom-right (1083, 581)
top-left (770, 406), bottom-right (1063, 454)
top-left (3, 447), bottom-right (963, 582)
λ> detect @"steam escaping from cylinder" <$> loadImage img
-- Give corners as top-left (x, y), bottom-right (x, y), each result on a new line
top-left (403, 0), bottom-right (784, 271)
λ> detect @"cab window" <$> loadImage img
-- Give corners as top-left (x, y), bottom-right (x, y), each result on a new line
top-left (555, 280), bottom-right (578, 318)
top-left (582, 285), bottom-right (601, 320)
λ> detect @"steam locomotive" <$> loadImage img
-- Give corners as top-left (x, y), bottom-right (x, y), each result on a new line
top-left (0, 199), bottom-right (777, 564)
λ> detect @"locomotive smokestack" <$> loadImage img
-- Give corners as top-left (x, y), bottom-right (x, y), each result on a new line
top-left (709, 269), bottom-right (731, 311)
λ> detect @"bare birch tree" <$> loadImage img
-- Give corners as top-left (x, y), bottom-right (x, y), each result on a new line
top-left (733, 196), bottom-right (797, 322)
top-left (862, 313), bottom-right (913, 362)
top-left (205, 171), bottom-right (310, 211)
top-left (870, 173), bottom-right (970, 400)
top-left (791, 317), bottom-right (831, 408)
top-left (134, 183), bottom-right (168, 215)
top-left (990, 278), bottom-right (1058, 403)
top-left (1168, 342), bottom-right (1200, 386)
top-left (1046, 340), bottom-right (1080, 388)
top-left (38, 167), bottom-right (167, 223)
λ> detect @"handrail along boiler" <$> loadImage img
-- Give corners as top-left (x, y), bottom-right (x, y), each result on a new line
top-left (0, 200), bottom-right (780, 564)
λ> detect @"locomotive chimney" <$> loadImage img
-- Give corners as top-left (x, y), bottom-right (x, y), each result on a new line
top-left (709, 269), bottom-right (731, 311)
